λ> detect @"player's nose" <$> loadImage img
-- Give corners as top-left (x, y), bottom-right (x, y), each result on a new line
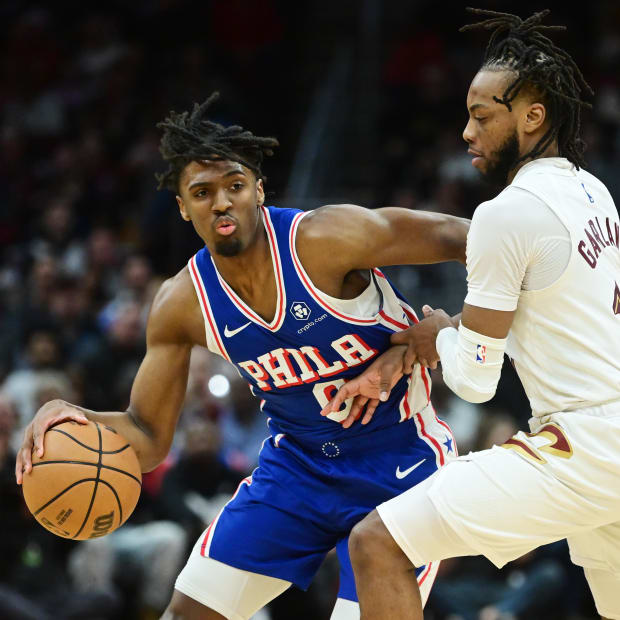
top-left (212, 187), bottom-right (233, 212)
top-left (462, 118), bottom-right (476, 144)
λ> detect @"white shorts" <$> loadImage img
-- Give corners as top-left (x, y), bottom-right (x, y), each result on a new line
top-left (175, 536), bottom-right (365, 620)
top-left (378, 402), bottom-right (620, 619)
top-left (176, 533), bottom-right (438, 619)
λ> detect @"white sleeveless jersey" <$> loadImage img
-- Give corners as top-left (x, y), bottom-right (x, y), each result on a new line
top-left (506, 158), bottom-right (620, 415)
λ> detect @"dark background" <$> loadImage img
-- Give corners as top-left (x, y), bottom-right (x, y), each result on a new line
top-left (0, 1), bottom-right (618, 618)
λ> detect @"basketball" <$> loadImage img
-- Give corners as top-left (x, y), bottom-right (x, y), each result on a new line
top-left (22, 421), bottom-right (142, 540)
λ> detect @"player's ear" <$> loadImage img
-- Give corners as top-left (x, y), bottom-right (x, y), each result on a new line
top-left (176, 195), bottom-right (191, 221)
top-left (256, 179), bottom-right (265, 208)
top-left (524, 102), bottom-right (546, 134)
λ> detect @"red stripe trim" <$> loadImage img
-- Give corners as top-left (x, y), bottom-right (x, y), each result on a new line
top-left (199, 511), bottom-right (220, 556)
top-left (416, 411), bottom-right (445, 466)
top-left (379, 310), bottom-right (409, 330)
top-left (434, 407), bottom-right (458, 456)
top-left (402, 391), bottom-right (412, 420)
top-left (418, 562), bottom-right (433, 586)
top-left (373, 268), bottom-right (386, 279)
top-left (190, 257), bottom-right (230, 361)
top-left (289, 213), bottom-right (377, 325)
top-left (419, 366), bottom-right (431, 401)
top-left (261, 207), bottom-right (286, 328)
top-left (402, 306), bottom-right (419, 324)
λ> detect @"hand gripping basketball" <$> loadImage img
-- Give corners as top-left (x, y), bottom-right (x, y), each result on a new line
top-left (17, 401), bottom-right (142, 540)
top-left (16, 399), bottom-right (90, 484)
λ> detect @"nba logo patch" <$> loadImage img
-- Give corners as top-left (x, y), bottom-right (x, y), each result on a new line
top-left (476, 344), bottom-right (487, 364)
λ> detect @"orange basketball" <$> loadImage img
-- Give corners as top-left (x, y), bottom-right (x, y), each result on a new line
top-left (22, 420), bottom-right (142, 540)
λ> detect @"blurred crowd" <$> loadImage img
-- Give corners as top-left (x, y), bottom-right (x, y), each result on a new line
top-left (2, 1), bottom-right (619, 618)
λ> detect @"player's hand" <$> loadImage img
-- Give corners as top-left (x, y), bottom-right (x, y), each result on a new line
top-left (320, 345), bottom-right (407, 427)
top-left (16, 400), bottom-right (89, 485)
top-left (390, 305), bottom-right (453, 370)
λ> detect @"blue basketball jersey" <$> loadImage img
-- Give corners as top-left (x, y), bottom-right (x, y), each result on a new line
top-left (188, 205), bottom-right (440, 458)
top-left (181, 205), bottom-right (458, 602)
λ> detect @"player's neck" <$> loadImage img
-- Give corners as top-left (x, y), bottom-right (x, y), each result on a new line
top-left (212, 224), bottom-right (274, 296)
top-left (507, 141), bottom-right (560, 184)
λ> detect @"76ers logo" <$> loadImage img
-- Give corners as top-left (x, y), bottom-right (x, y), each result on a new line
top-left (290, 301), bottom-right (311, 321)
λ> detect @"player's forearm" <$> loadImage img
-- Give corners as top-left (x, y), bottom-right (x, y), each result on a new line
top-left (436, 324), bottom-right (506, 403)
top-left (70, 405), bottom-right (167, 472)
top-left (378, 209), bottom-right (470, 266)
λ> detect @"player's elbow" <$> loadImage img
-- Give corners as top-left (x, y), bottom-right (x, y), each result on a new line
top-left (454, 385), bottom-right (497, 404)
top-left (442, 372), bottom-right (498, 404)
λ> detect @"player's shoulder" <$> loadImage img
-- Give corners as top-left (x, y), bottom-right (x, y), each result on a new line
top-left (470, 186), bottom-right (550, 251)
top-left (299, 204), bottom-right (367, 231)
top-left (472, 186), bottom-right (533, 226)
top-left (147, 266), bottom-right (200, 344)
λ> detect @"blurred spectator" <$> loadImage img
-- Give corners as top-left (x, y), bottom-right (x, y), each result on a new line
top-left (73, 300), bottom-right (145, 411)
top-left (2, 328), bottom-right (73, 448)
top-left (68, 519), bottom-right (186, 620)
top-left (160, 419), bottom-right (242, 541)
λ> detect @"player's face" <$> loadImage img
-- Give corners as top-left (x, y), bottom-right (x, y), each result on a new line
top-left (462, 70), bottom-right (528, 186)
top-left (176, 159), bottom-right (265, 257)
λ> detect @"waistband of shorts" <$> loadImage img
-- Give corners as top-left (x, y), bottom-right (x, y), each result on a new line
top-left (531, 398), bottom-right (620, 430)
top-left (273, 402), bottom-right (434, 458)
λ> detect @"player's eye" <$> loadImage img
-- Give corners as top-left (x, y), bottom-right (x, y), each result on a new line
top-left (231, 182), bottom-right (244, 191)
top-left (195, 189), bottom-right (209, 198)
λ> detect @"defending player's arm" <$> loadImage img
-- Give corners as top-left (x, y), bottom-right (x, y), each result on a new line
top-left (392, 200), bottom-right (532, 403)
top-left (324, 198), bottom-right (528, 417)
top-left (16, 270), bottom-right (197, 483)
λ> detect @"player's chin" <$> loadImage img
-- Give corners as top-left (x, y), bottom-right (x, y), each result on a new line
top-left (215, 237), bottom-right (243, 257)
top-left (472, 157), bottom-right (487, 172)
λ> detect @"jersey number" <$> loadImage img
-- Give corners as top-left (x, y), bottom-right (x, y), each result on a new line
top-left (312, 380), bottom-right (351, 423)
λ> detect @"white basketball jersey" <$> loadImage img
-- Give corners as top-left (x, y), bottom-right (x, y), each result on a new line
top-left (506, 158), bottom-right (620, 415)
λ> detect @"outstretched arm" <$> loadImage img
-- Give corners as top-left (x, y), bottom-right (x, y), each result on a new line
top-left (297, 204), bottom-right (469, 283)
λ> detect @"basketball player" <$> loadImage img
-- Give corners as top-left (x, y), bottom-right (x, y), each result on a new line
top-left (15, 93), bottom-right (469, 619)
top-left (325, 9), bottom-right (620, 620)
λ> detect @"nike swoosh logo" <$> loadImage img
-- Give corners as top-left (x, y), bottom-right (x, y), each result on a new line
top-left (224, 322), bottom-right (252, 338)
top-left (395, 459), bottom-right (426, 479)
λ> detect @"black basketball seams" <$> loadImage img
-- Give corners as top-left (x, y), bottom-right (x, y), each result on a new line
top-left (73, 422), bottom-right (104, 538)
top-left (96, 479), bottom-right (124, 524)
top-left (34, 478), bottom-right (98, 515)
top-left (49, 427), bottom-right (131, 454)
top-left (33, 422), bottom-right (139, 538)
top-left (31, 461), bottom-right (142, 486)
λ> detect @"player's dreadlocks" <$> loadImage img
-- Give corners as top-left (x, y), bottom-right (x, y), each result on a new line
top-left (156, 92), bottom-right (279, 191)
top-left (461, 7), bottom-right (594, 168)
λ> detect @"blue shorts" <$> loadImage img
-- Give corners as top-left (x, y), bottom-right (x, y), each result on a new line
top-left (199, 412), bottom-right (455, 601)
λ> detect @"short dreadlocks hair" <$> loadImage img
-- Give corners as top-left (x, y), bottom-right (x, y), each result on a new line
top-left (461, 7), bottom-right (594, 169)
top-left (156, 92), bottom-right (279, 192)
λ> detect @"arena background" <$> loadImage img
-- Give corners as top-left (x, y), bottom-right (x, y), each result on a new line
top-left (1, 1), bottom-right (618, 618)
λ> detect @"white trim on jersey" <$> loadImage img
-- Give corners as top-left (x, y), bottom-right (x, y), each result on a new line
top-left (188, 255), bottom-right (231, 362)
top-left (289, 212), bottom-right (381, 325)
